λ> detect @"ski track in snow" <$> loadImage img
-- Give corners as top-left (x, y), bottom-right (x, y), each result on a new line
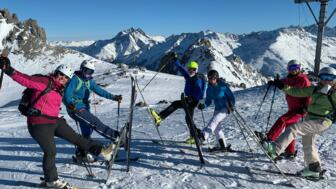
top-left (0, 71), bottom-right (336, 189)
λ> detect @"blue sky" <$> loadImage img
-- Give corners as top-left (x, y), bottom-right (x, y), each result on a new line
top-left (1, 0), bottom-right (336, 41)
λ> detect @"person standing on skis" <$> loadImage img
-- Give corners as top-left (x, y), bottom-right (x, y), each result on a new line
top-left (197, 70), bottom-right (236, 152)
top-left (0, 57), bottom-right (115, 189)
top-left (256, 60), bottom-right (311, 159)
top-left (150, 52), bottom-right (206, 144)
top-left (263, 66), bottom-right (336, 179)
top-left (63, 60), bottom-right (122, 162)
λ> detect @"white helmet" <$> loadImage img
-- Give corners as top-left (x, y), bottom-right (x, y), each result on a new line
top-left (287, 59), bottom-right (300, 67)
top-left (55, 64), bottom-right (74, 78)
top-left (80, 60), bottom-right (95, 71)
top-left (319, 67), bottom-right (336, 76)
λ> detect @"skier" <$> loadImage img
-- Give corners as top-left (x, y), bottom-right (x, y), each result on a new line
top-left (255, 60), bottom-right (311, 159)
top-left (197, 70), bottom-right (236, 152)
top-left (150, 52), bottom-right (206, 144)
top-left (0, 57), bottom-right (116, 189)
top-left (263, 66), bottom-right (336, 179)
top-left (63, 60), bottom-right (122, 162)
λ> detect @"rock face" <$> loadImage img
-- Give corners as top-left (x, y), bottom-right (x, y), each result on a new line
top-left (0, 9), bottom-right (47, 58)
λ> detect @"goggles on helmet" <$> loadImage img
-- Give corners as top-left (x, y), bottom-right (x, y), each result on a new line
top-left (81, 67), bottom-right (94, 75)
top-left (319, 74), bottom-right (336, 81)
top-left (287, 64), bottom-right (300, 72)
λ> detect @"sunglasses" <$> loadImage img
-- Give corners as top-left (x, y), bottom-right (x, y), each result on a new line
top-left (188, 68), bottom-right (197, 72)
top-left (81, 67), bottom-right (94, 75)
top-left (319, 74), bottom-right (336, 81)
top-left (56, 71), bottom-right (70, 79)
top-left (287, 64), bottom-right (300, 71)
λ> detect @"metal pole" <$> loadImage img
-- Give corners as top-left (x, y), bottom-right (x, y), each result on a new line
top-left (314, 0), bottom-right (328, 75)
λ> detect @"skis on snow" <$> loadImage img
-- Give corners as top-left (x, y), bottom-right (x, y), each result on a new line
top-left (105, 76), bottom-right (138, 183)
top-left (134, 76), bottom-right (165, 144)
top-left (247, 166), bottom-right (327, 181)
top-left (180, 93), bottom-right (205, 164)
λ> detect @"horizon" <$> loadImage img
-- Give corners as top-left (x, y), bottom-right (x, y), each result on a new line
top-left (1, 0), bottom-right (336, 41)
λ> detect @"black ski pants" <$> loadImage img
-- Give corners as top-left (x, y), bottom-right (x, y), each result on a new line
top-left (159, 98), bottom-right (199, 136)
top-left (28, 118), bottom-right (103, 182)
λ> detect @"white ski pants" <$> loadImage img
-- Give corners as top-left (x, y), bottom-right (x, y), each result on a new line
top-left (202, 110), bottom-right (228, 146)
top-left (274, 118), bottom-right (332, 165)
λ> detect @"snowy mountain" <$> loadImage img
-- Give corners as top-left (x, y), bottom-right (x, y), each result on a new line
top-left (80, 28), bottom-right (164, 63)
top-left (48, 40), bottom-right (95, 51)
top-left (0, 9), bottom-right (113, 106)
top-left (65, 25), bottom-right (336, 87)
top-left (235, 26), bottom-right (336, 77)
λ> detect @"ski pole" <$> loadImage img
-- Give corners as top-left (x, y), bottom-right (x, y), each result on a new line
top-left (265, 74), bottom-right (279, 132)
top-left (200, 109), bottom-right (210, 149)
top-left (231, 111), bottom-right (253, 152)
top-left (0, 47), bottom-right (11, 90)
top-left (140, 60), bottom-right (170, 92)
top-left (265, 85), bottom-right (277, 133)
top-left (254, 84), bottom-right (272, 120)
top-left (134, 77), bottom-right (165, 145)
top-left (117, 101), bottom-right (120, 130)
top-left (232, 110), bottom-right (292, 184)
top-left (74, 120), bottom-right (94, 177)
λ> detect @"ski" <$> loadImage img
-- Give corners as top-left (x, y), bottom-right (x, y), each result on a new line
top-left (134, 77), bottom-right (165, 145)
top-left (39, 177), bottom-right (80, 189)
top-left (180, 93), bottom-right (205, 164)
top-left (126, 76), bottom-right (137, 172)
top-left (247, 166), bottom-right (326, 181)
top-left (105, 125), bottom-right (128, 183)
top-left (105, 76), bottom-right (137, 183)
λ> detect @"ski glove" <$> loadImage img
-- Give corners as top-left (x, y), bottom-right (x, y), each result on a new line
top-left (0, 56), bottom-right (14, 76)
top-left (67, 103), bottom-right (76, 111)
top-left (267, 80), bottom-right (275, 86)
top-left (168, 52), bottom-right (178, 62)
top-left (273, 79), bottom-right (284, 89)
top-left (113, 95), bottom-right (122, 102)
top-left (227, 105), bottom-right (234, 114)
top-left (198, 103), bottom-right (205, 110)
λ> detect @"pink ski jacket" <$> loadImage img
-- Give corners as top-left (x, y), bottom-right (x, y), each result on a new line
top-left (11, 70), bottom-right (64, 125)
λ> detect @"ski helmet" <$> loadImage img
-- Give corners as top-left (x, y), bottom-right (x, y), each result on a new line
top-left (207, 70), bottom-right (219, 79)
top-left (80, 60), bottom-right (95, 71)
top-left (187, 61), bottom-right (198, 69)
top-left (287, 60), bottom-right (301, 71)
top-left (55, 64), bottom-right (74, 78)
top-left (319, 67), bottom-right (336, 81)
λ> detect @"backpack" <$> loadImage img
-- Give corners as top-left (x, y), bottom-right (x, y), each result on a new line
top-left (18, 75), bottom-right (54, 116)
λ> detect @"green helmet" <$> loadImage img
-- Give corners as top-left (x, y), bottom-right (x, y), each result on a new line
top-left (187, 61), bottom-right (198, 69)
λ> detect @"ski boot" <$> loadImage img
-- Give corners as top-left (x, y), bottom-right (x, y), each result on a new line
top-left (149, 108), bottom-right (162, 126)
top-left (72, 149), bottom-right (96, 164)
top-left (44, 178), bottom-right (77, 189)
top-left (254, 131), bottom-right (268, 143)
top-left (100, 143), bottom-right (116, 161)
top-left (275, 150), bottom-right (297, 161)
top-left (262, 141), bottom-right (278, 160)
top-left (297, 162), bottom-right (325, 180)
top-left (209, 139), bottom-right (235, 152)
top-left (185, 137), bottom-right (195, 145)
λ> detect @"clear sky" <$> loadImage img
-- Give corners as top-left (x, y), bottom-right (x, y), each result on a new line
top-left (1, 0), bottom-right (336, 41)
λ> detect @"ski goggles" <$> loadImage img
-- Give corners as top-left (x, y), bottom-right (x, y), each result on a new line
top-left (287, 64), bottom-right (301, 71)
top-left (319, 74), bottom-right (336, 81)
top-left (81, 67), bottom-right (94, 75)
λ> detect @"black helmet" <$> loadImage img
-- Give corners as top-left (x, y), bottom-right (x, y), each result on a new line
top-left (207, 70), bottom-right (219, 79)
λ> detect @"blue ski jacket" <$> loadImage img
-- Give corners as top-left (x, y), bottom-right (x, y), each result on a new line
top-left (63, 71), bottom-right (115, 110)
top-left (175, 60), bottom-right (206, 101)
top-left (204, 79), bottom-right (235, 111)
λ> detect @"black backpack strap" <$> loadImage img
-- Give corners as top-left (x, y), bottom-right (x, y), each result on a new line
top-left (29, 77), bottom-right (54, 108)
top-left (327, 90), bottom-right (336, 121)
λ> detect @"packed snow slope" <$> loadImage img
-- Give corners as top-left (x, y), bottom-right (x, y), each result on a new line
top-left (0, 66), bottom-right (335, 189)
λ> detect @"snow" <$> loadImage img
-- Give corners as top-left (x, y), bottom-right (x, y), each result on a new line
top-left (0, 18), bottom-right (14, 49)
top-left (0, 65), bottom-right (336, 189)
